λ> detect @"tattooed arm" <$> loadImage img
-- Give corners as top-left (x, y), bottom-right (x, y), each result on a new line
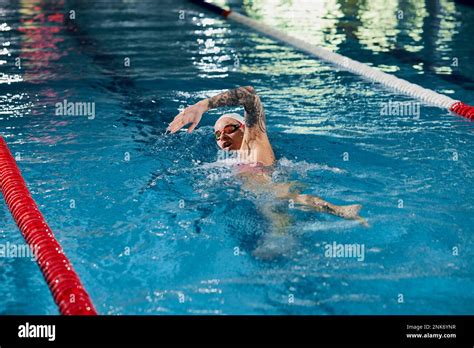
top-left (167, 86), bottom-right (266, 136)
top-left (206, 86), bottom-right (266, 134)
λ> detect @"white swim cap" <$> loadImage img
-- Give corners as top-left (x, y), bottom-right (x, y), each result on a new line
top-left (215, 113), bottom-right (245, 126)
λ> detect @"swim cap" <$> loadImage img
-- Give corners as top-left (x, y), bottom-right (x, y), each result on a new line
top-left (215, 113), bottom-right (245, 126)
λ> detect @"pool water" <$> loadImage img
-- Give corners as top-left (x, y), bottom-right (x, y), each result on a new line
top-left (0, 0), bottom-right (473, 314)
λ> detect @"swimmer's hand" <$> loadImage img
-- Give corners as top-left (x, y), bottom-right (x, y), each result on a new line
top-left (166, 100), bottom-right (208, 134)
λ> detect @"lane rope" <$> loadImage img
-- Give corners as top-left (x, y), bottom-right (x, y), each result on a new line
top-left (189, 0), bottom-right (474, 119)
top-left (0, 136), bottom-right (97, 315)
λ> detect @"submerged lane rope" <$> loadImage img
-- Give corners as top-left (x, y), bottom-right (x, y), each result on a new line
top-left (0, 136), bottom-right (97, 315)
top-left (189, 0), bottom-right (474, 119)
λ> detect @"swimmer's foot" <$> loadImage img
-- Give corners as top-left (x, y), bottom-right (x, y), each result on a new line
top-left (337, 204), bottom-right (362, 219)
top-left (356, 216), bottom-right (370, 228)
top-left (335, 204), bottom-right (369, 227)
top-left (299, 194), bottom-right (359, 218)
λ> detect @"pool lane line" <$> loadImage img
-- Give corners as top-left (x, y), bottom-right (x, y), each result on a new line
top-left (189, 0), bottom-right (474, 120)
top-left (0, 136), bottom-right (97, 315)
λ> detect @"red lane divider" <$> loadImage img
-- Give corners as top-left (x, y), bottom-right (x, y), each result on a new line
top-left (449, 101), bottom-right (474, 119)
top-left (189, 0), bottom-right (231, 17)
top-left (0, 136), bottom-right (97, 315)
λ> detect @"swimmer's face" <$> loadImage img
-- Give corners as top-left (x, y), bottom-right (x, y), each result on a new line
top-left (214, 117), bottom-right (244, 151)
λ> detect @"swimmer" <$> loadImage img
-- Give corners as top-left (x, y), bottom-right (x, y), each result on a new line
top-left (167, 86), bottom-right (366, 224)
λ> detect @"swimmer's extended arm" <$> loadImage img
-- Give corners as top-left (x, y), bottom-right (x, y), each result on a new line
top-left (166, 86), bottom-right (266, 135)
top-left (206, 86), bottom-right (266, 134)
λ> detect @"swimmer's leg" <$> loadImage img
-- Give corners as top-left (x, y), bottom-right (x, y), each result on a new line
top-left (291, 193), bottom-right (368, 226)
top-left (252, 203), bottom-right (296, 260)
top-left (268, 182), bottom-right (367, 225)
top-left (241, 174), bottom-right (368, 227)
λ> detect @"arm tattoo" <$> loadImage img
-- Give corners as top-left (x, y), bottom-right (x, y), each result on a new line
top-left (207, 86), bottom-right (266, 133)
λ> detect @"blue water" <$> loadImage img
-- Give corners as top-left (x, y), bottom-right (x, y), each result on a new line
top-left (0, 0), bottom-right (473, 314)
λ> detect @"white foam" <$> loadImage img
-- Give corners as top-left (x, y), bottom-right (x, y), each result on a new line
top-left (277, 157), bottom-right (345, 174)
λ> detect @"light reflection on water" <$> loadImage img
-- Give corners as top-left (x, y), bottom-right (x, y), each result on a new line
top-left (242, 0), bottom-right (346, 50)
top-left (237, 0), bottom-right (459, 51)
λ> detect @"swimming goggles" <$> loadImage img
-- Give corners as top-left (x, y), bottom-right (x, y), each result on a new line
top-left (215, 123), bottom-right (242, 140)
